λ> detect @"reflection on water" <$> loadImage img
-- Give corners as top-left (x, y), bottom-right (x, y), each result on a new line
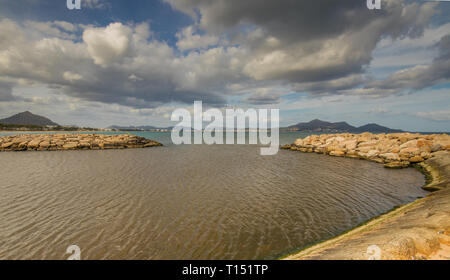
top-left (0, 143), bottom-right (426, 259)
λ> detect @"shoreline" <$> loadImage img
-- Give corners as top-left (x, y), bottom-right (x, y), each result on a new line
top-left (282, 133), bottom-right (449, 260)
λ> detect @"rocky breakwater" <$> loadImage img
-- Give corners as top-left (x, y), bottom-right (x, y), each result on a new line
top-left (282, 132), bottom-right (450, 260)
top-left (0, 134), bottom-right (162, 152)
top-left (282, 132), bottom-right (450, 170)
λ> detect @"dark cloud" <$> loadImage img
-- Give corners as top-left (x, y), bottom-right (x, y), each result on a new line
top-left (0, 0), bottom-right (444, 110)
top-left (365, 34), bottom-right (450, 91)
top-left (166, 0), bottom-right (428, 40)
top-left (0, 81), bottom-right (15, 102)
top-left (243, 91), bottom-right (281, 105)
top-left (165, 0), bottom-right (437, 83)
top-left (0, 80), bottom-right (31, 102)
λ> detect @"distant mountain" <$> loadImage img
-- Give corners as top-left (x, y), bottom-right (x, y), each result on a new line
top-left (286, 119), bottom-right (403, 133)
top-left (0, 111), bottom-right (59, 126)
top-left (108, 125), bottom-right (172, 131)
top-left (351, 123), bottom-right (403, 133)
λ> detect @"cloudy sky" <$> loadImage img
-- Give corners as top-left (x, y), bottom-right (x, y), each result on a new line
top-left (0, 0), bottom-right (449, 131)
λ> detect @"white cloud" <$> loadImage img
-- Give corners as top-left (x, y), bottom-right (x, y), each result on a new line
top-left (0, 0), bottom-right (447, 127)
top-left (83, 23), bottom-right (132, 67)
top-left (63, 71), bottom-right (83, 82)
top-left (83, 0), bottom-right (110, 9)
top-left (176, 25), bottom-right (219, 51)
top-left (416, 110), bottom-right (450, 121)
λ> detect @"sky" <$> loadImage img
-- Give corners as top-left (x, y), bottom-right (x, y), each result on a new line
top-left (0, 0), bottom-right (449, 131)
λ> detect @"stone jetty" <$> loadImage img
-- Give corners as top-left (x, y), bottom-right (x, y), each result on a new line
top-left (282, 132), bottom-right (450, 169)
top-left (283, 132), bottom-right (450, 260)
top-left (0, 134), bottom-right (162, 152)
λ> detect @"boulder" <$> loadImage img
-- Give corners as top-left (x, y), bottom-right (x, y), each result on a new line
top-left (431, 144), bottom-right (442, 152)
top-left (343, 140), bottom-right (358, 150)
top-left (409, 156), bottom-right (424, 163)
top-left (379, 153), bottom-right (400, 161)
top-left (28, 140), bottom-right (41, 149)
top-left (417, 139), bottom-right (432, 148)
top-left (400, 140), bottom-right (418, 149)
top-left (39, 141), bottom-right (50, 148)
top-left (367, 150), bottom-right (379, 158)
top-left (357, 146), bottom-right (373, 153)
top-left (399, 147), bottom-right (420, 155)
top-left (358, 140), bottom-right (378, 148)
top-left (63, 142), bottom-right (79, 150)
top-left (330, 150), bottom-right (345, 157)
top-left (293, 139), bottom-right (304, 147)
top-left (384, 161), bottom-right (409, 169)
top-left (1, 142), bottom-right (13, 149)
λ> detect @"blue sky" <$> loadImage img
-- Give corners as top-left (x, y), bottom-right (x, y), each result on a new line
top-left (0, 0), bottom-right (449, 131)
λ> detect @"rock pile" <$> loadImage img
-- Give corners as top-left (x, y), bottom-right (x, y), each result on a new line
top-left (282, 132), bottom-right (450, 168)
top-left (0, 134), bottom-right (162, 152)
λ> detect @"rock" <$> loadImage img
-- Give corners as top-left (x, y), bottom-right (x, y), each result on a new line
top-left (357, 152), bottom-right (368, 158)
top-left (343, 140), bottom-right (357, 150)
top-left (28, 140), bottom-right (41, 149)
top-left (358, 140), bottom-right (378, 148)
top-left (1, 142), bottom-right (13, 149)
top-left (314, 147), bottom-right (326, 154)
top-left (417, 139), bottom-right (432, 148)
top-left (79, 141), bottom-right (91, 148)
top-left (63, 142), bottom-right (79, 150)
top-left (384, 161), bottom-right (409, 169)
top-left (346, 150), bottom-right (358, 157)
top-left (420, 152), bottom-right (431, 159)
top-left (367, 150), bottom-right (379, 158)
top-left (409, 156), bottom-right (424, 163)
top-left (398, 137), bottom-right (409, 144)
top-left (400, 140), bottom-right (418, 149)
top-left (431, 144), bottom-right (442, 152)
top-left (55, 141), bottom-right (65, 147)
top-left (293, 139), bottom-right (304, 146)
top-left (357, 146), bottom-right (373, 153)
top-left (18, 142), bottom-right (28, 148)
top-left (39, 141), bottom-right (50, 148)
top-left (0, 134), bottom-right (163, 152)
top-left (380, 153), bottom-right (400, 161)
top-left (399, 147), bottom-right (420, 155)
top-left (286, 133), bottom-right (449, 170)
top-left (330, 150), bottom-right (345, 157)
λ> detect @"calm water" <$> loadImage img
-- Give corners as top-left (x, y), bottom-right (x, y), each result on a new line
top-left (0, 132), bottom-right (427, 259)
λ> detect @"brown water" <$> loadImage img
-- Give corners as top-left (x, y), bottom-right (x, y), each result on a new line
top-left (0, 145), bottom-right (427, 259)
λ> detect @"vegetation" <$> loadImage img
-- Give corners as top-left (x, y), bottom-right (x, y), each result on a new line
top-left (0, 123), bottom-right (98, 132)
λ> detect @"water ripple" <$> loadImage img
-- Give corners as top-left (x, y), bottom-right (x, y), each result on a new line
top-left (0, 145), bottom-right (426, 259)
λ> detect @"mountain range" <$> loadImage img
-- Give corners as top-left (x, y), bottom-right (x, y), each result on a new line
top-left (286, 119), bottom-right (403, 133)
top-left (0, 111), bottom-right (59, 126)
top-left (1, 111), bottom-right (404, 133)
